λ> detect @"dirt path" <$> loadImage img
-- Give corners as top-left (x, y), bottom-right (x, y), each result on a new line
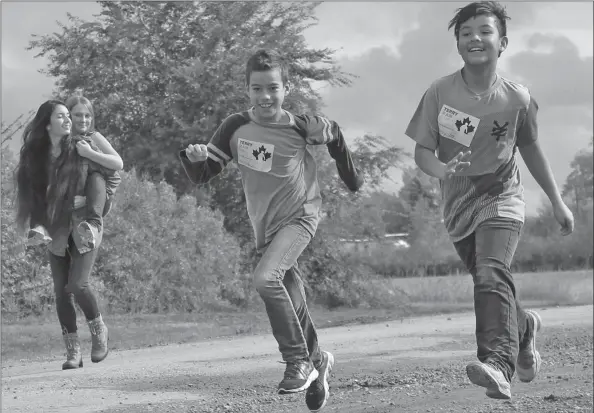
top-left (2, 305), bottom-right (592, 413)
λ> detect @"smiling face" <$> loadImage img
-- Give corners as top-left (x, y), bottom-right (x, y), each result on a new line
top-left (457, 14), bottom-right (507, 67)
top-left (246, 68), bottom-right (289, 123)
top-left (70, 103), bottom-right (94, 134)
top-left (46, 104), bottom-right (72, 139)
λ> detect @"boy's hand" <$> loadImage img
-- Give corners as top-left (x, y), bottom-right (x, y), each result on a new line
top-left (185, 144), bottom-right (208, 163)
top-left (552, 201), bottom-right (575, 236)
top-left (76, 140), bottom-right (95, 159)
top-left (444, 150), bottom-right (472, 178)
top-left (73, 195), bottom-right (87, 209)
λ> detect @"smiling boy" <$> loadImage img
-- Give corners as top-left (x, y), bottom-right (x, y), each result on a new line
top-left (180, 49), bottom-right (364, 411)
top-left (405, 1), bottom-right (574, 400)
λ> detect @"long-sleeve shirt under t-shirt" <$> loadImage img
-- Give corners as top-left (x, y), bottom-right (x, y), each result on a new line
top-left (180, 109), bottom-right (363, 249)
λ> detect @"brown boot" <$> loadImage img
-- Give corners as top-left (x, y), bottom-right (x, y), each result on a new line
top-left (62, 332), bottom-right (83, 370)
top-left (87, 314), bottom-right (109, 363)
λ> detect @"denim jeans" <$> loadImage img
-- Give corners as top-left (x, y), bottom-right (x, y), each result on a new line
top-left (454, 217), bottom-right (533, 382)
top-left (48, 236), bottom-right (101, 334)
top-left (85, 172), bottom-right (112, 229)
top-left (254, 223), bottom-right (322, 366)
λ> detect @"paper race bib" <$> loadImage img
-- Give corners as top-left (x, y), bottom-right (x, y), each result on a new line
top-left (438, 104), bottom-right (480, 147)
top-left (237, 138), bottom-right (274, 172)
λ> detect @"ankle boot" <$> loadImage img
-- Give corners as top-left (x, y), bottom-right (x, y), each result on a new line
top-left (87, 314), bottom-right (109, 363)
top-left (62, 332), bottom-right (83, 370)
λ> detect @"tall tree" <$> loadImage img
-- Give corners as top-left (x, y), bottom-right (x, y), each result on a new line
top-left (28, 1), bottom-right (352, 194)
top-left (28, 2), bottom-right (407, 246)
top-left (562, 139), bottom-right (593, 219)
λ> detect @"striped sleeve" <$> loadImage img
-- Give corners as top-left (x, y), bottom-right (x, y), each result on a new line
top-left (179, 114), bottom-right (247, 184)
top-left (294, 114), bottom-right (364, 192)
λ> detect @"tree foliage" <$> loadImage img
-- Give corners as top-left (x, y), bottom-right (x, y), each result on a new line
top-left (28, 1), bottom-right (353, 194)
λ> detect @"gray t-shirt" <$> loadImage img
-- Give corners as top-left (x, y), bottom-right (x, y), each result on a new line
top-left (180, 109), bottom-right (362, 249)
top-left (405, 70), bottom-right (539, 242)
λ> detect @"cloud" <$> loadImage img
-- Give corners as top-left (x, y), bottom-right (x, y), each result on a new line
top-left (314, 3), bottom-right (591, 214)
top-left (507, 33), bottom-right (594, 107)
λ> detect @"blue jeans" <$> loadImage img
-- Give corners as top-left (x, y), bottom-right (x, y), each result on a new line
top-left (454, 217), bottom-right (533, 382)
top-left (85, 172), bottom-right (112, 229)
top-left (254, 223), bottom-right (322, 365)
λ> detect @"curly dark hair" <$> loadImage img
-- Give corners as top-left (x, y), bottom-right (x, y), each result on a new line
top-left (15, 100), bottom-right (83, 233)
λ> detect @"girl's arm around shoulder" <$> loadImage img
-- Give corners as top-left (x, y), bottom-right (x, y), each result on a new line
top-left (83, 131), bottom-right (124, 170)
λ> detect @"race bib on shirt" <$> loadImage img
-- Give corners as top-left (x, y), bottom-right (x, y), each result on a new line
top-left (438, 104), bottom-right (480, 147)
top-left (237, 138), bottom-right (275, 172)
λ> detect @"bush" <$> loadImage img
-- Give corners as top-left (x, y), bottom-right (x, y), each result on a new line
top-left (1, 166), bottom-right (245, 316)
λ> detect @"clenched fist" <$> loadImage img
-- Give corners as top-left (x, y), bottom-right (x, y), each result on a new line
top-left (185, 144), bottom-right (208, 163)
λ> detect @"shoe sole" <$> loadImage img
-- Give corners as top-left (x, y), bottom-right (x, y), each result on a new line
top-left (278, 368), bottom-right (319, 395)
top-left (62, 360), bottom-right (83, 370)
top-left (306, 351), bottom-right (335, 412)
top-left (27, 231), bottom-right (52, 247)
top-left (78, 224), bottom-right (96, 249)
top-left (518, 310), bottom-right (542, 383)
top-left (466, 361), bottom-right (511, 400)
top-left (91, 349), bottom-right (109, 363)
top-left (91, 330), bottom-right (109, 363)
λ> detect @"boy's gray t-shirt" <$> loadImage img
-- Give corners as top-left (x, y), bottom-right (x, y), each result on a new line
top-left (180, 109), bottom-right (361, 249)
top-left (405, 70), bottom-right (539, 242)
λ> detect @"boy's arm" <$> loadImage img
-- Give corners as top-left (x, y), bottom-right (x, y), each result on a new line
top-left (517, 98), bottom-right (563, 206)
top-left (517, 97), bottom-right (574, 234)
top-left (296, 115), bottom-right (364, 192)
top-left (406, 85), bottom-right (441, 176)
top-left (179, 115), bottom-right (242, 184)
top-left (405, 84), bottom-right (471, 179)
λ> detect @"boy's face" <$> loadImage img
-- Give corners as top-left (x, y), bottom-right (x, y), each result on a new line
top-left (457, 14), bottom-right (508, 67)
top-left (246, 68), bottom-right (289, 123)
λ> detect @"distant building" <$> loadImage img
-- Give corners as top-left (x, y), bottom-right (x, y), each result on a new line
top-left (340, 233), bottom-right (410, 252)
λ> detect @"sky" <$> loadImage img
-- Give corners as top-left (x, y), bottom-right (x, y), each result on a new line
top-left (1, 1), bottom-right (593, 215)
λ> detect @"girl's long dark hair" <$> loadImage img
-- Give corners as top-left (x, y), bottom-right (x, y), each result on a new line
top-left (15, 100), bottom-right (82, 233)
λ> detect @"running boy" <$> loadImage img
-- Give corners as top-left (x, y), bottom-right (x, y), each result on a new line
top-left (180, 49), bottom-right (364, 411)
top-left (405, 1), bottom-right (574, 400)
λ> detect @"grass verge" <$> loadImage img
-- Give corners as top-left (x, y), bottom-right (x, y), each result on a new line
top-left (2, 270), bottom-right (591, 364)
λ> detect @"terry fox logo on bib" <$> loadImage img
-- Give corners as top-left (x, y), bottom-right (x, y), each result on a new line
top-left (438, 104), bottom-right (480, 147)
top-left (237, 138), bottom-right (274, 172)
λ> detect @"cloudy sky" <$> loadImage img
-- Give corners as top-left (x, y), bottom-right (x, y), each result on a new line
top-left (2, 1), bottom-right (593, 215)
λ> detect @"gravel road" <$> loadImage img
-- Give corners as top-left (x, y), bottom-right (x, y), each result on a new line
top-left (2, 305), bottom-right (592, 413)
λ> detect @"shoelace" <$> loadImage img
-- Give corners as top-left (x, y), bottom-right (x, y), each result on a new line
top-left (278, 360), bottom-right (310, 379)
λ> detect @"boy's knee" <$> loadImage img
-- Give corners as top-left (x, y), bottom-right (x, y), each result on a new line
top-left (474, 264), bottom-right (512, 292)
top-left (253, 268), bottom-right (282, 296)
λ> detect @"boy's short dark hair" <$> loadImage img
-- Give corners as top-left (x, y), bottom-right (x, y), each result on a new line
top-left (448, 1), bottom-right (511, 40)
top-left (245, 49), bottom-right (289, 86)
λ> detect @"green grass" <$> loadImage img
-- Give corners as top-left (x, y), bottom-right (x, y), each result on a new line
top-left (2, 270), bottom-right (591, 364)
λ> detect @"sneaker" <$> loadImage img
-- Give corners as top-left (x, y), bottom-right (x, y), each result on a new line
top-left (278, 359), bottom-right (319, 395)
top-left (77, 221), bottom-right (98, 249)
top-left (466, 361), bottom-right (511, 400)
top-left (517, 310), bottom-right (542, 383)
top-left (27, 226), bottom-right (52, 247)
top-left (305, 351), bottom-right (334, 411)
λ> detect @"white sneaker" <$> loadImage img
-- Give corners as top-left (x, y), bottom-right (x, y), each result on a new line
top-left (517, 310), bottom-right (542, 383)
top-left (466, 361), bottom-right (511, 400)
